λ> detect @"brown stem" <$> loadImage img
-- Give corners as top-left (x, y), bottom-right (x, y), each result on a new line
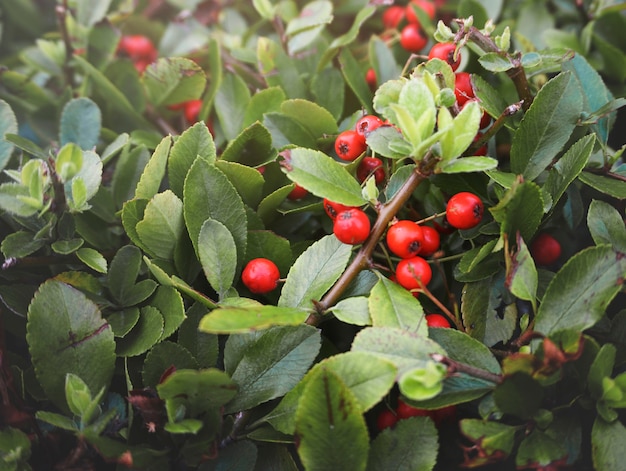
top-left (583, 168), bottom-right (626, 183)
top-left (432, 353), bottom-right (503, 384)
top-left (306, 153), bottom-right (439, 325)
top-left (56, 2), bottom-right (76, 90)
top-left (466, 101), bottom-right (523, 155)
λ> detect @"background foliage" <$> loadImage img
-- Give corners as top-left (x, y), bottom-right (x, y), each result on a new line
top-left (0, 0), bottom-right (625, 469)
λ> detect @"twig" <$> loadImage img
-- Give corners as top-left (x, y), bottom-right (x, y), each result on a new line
top-left (432, 353), bottom-right (502, 384)
top-left (56, 1), bottom-right (76, 89)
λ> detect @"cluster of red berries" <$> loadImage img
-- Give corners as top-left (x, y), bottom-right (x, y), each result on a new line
top-left (168, 99), bottom-right (203, 124)
top-left (117, 34), bottom-right (158, 73)
top-left (382, 0), bottom-right (436, 54)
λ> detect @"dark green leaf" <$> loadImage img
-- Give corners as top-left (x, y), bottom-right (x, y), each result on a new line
top-left (263, 112), bottom-right (316, 149)
top-left (510, 72), bottom-right (583, 181)
top-left (243, 87), bottom-right (286, 128)
top-left (198, 219), bottom-right (237, 299)
top-left (578, 172), bottom-right (626, 199)
top-left (115, 306), bottom-right (164, 357)
top-left (135, 190), bottom-right (184, 260)
top-left (320, 5), bottom-right (376, 69)
top-left (112, 146), bottom-right (151, 208)
top-left (494, 373), bottom-right (543, 419)
top-left (460, 419), bottom-right (517, 464)
top-left (311, 68), bottom-right (345, 121)
top-left (592, 417), bottom-right (626, 470)
top-left (142, 341), bottom-right (198, 388)
top-left (489, 180), bottom-right (543, 241)
top-left (587, 200), bottom-right (626, 252)
top-left (135, 136), bottom-right (172, 200)
top-left (534, 246), bottom-right (626, 337)
top-left (339, 48), bottom-right (374, 114)
top-left (27, 281), bottom-right (115, 413)
top-left (107, 308), bottom-right (140, 338)
top-left (142, 57), bottom-right (206, 107)
top-left (220, 122), bottom-right (276, 168)
top-left (1, 231), bottom-right (46, 258)
top-left (216, 161), bottom-right (265, 209)
top-left (507, 234), bottom-right (538, 309)
top-left (0, 99), bottom-right (18, 171)
top-left (516, 429), bottom-right (567, 469)
top-left (178, 303), bottom-right (219, 368)
top-left (150, 285), bottom-right (185, 340)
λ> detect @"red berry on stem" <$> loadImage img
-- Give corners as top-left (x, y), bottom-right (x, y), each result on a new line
top-left (472, 132), bottom-right (488, 156)
top-left (406, 0), bottom-right (436, 25)
top-left (426, 313), bottom-right (451, 328)
top-left (420, 226), bottom-right (440, 256)
top-left (355, 115), bottom-right (384, 136)
top-left (382, 5), bottom-right (405, 29)
top-left (530, 233), bottom-right (561, 265)
top-left (428, 42), bottom-right (461, 71)
top-left (357, 157), bottom-right (385, 184)
top-left (287, 184), bottom-right (308, 201)
top-left (446, 192), bottom-right (484, 230)
top-left (241, 258), bottom-right (280, 294)
top-left (396, 256), bottom-right (432, 291)
top-left (400, 23), bottom-right (428, 54)
top-left (323, 199), bottom-right (354, 220)
top-left (333, 208), bottom-right (371, 245)
top-left (376, 409), bottom-right (398, 430)
top-left (386, 220), bottom-right (425, 259)
top-left (365, 68), bottom-right (377, 90)
top-left (454, 72), bottom-right (475, 106)
top-left (335, 130), bottom-right (367, 161)
top-left (396, 399), bottom-right (431, 419)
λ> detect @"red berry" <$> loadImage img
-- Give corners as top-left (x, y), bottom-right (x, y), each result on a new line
top-left (445, 192), bottom-right (484, 230)
top-left (386, 220), bottom-right (425, 259)
top-left (382, 5), bottom-right (405, 29)
top-left (241, 258), bottom-right (280, 294)
top-left (335, 130), bottom-right (367, 161)
top-left (406, 0), bottom-right (436, 25)
top-left (395, 256), bottom-right (432, 291)
top-left (365, 68), bottom-right (377, 90)
top-left (323, 199), bottom-right (354, 220)
top-left (357, 157), bottom-right (385, 185)
top-left (420, 226), bottom-right (440, 256)
top-left (454, 72), bottom-right (475, 106)
top-left (530, 233), bottom-right (561, 265)
top-left (479, 109), bottom-right (492, 129)
top-left (133, 59), bottom-right (152, 73)
top-left (432, 405), bottom-right (456, 425)
top-left (473, 132), bottom-right (488, 156)
top-left (287, 184), bottom-right (308, 200)
top-left (183, 99), bottom-right (203, 123)
top-left (376, 409), bottom-right (398, 430)
top-left (400, 23), bottom-right (428, 54)
top-left (118, 35), bottom-right (157, 61)
top-left (425, 313), bottom-right (451, 328)
top-left (355, 115), bottom-right (384, 136)
top-left (333, 208), bottom-right (371, 245)
top-left (396, 399), bottom-right (432, 419)
top-left (428, 42), bottom-right (461, 71)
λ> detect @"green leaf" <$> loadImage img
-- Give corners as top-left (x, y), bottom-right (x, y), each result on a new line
top-left (135, 136), bottom-right (172, 200)
top-left (366, 125), bottom-right (410, 160)
top-left (76, 248), bottom-right (107, 274)
top-left (507, 234), bottom-right (538, 310)
top-left (367, 417), bottom-right (438, 471)
top-left (242, 87), bottom-right (286, 128)
top-left (60, 97), bottom-right (101, 150)
top-left (478, 52), bottom-right (514, 72)
top-left (278, 235), bottom-right (352, 310)
top-left (4, 134), bottom-right (47, 160)
top-left (281, 148), bottom-right (366, 206)
top-left (257, 37), bottom-right (306, 100)
top-left (0, 100), bottom-right (18, 171)
top-left (220, 122), bottom-right (277, 168)
top-left (27, 281), bottom-right (115, 413)
top-left (0, 427), bottom-right (32, 468)
top-left (263, 112), bottom-right (316, 149)
top-left (178, 303), bottom-right (219, 368)
top-left (369, 277), bottom-right (427, 334)
top-left (183, 158), bottom-right (247, 271)
top-left (142, 57), bottom-right (207, 107)
top-left (534, 246), bottom-right (626, 337)
top-left (135, 190), bottom-right (184, 260)
top-left (592, 418), bottom-right (626, 470)
top-left (215, 73), bottom-right (251, 141)
top-left (295, 368), bottom-right (369, 471)
top-left (115, 306), bottom-right (164, 357)
top-left (330, 296), bottom-right (371, 326)
top-left (224, 324), bottom-right (321, 412)
top-left (286, 2), bottom-right (332, 54)
top-left (56, 143), bottom-right (83, 182)
top-left (494, 373), bottom-right (543, 419)
top-left (36, 411), bottom-right (78, 431)
top-left (311, 67), bottom-right (345, 121)
top-left (510, 72), bottom-right (583, 180)
top-left (587, 200), bottom-right (626, 253)
top-left (142, 341), bottom-right (198, 388)
top-left (65, 373), bottom-right (99, 422)
top-left (216, 161), bottom-right (265, 209)
top-left (198, 219), bottom-right (237, 299)
top-left (516, 429), bottom-right (568, 468)
top-left (339, 49), bottom-right (375, 114)
top-left (588, 344), bottom-right (616, 400)
top-left (369, 36), bottom-right (401, 87)
top-left (75, 0), bottom-right (112, 26)
top-left (112, 146), bottom-right (150, 208)
top-left (52, 238), bottom-right (84, 255)
top-left (108, 246), bottom-right (144, 305)
top-left (578, 172), bottom-right (626, 199)
top-left (280, 99), bottom-right (338, 138)
top-left (460, 419), bottom-right (517, 465)
top-left (439, 100), bottom-right (482, 163)
top-left (245, 230), bottom-right (293, 277)
top-left (489, 180), bottom-right (544, 241)
top-left (395, 78), bottom-right (436, 149)
top-left (107, 308), bottom-right (140, 338)
top-left (168, 121), bottom-right (216, 199)
top-left (150, 285), bottom-right (186, 340)
top-left (543, 134), bottom-right (595, 211)
top-left (199, 306), bottom-right (309, 334)
top-left (441, 157), bottom-right (498, 173)
top-left (399, 360), bottom-right (447, 401)
top-left (1, 231), bottom-right (46, 258)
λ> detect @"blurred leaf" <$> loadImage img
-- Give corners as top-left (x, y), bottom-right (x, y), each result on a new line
top-left (224, 324), bottom-right (320, 412)
top-left (587, 200), bottom-right (626, 253)
top-left (0, 100), bottom-right (18, 171)
top-left (510, 72), bottom-right (583, 181)
top-left (60, 98), bottom-right (101, 151)
top-left (278, 235), bottom-right (352, 310)
top-left (75, 0), bottom-right (113, 26)
top-left (115, 306), bottom-right (164, 357)
top-left (27, 281), bottom-right (115, 413)
top-left (198, 219), bottom-right (237, 299)
top-left (257, 37), bottom-right (306, 100)
top-left (281, 148), bottom-right (366, 206)
top-left (535, 246), bottom-right (626, 337)
top-left (441, 157), bottom-right (498, 174)
top-left (369, 277), bottom-right (427, 334)
top-left (369, 36), bottom-right (401, 87)
top-left (135, 190), bottom-right (184, 260)
top-left (494, 373), bottom-right (543, 419)
top-left (286, 1), bottom-right (332, 54)
top-left (142, 57), bottom-right (206, 107)
top-left (199, 306), bottom-right (309, 334)
top-left (516, 429), bottom-right (567, 469)
top-left (339, 48), bottom-right (374, 114)
top-left (1, 231), bottom-right (46, 258)
top-left (215, 73), bottom-right (251, 141)
top-left (295, 367), bottom-right (369, 471)
top-left (178, 303), bottom-right (219, 368)
top-left (311, 67), bottom-right (345, 121)
top-left (320, 5), bottom-right (376, 69)
top-left (367, 417), bottom-right (438, 471)
top-left (460, 419), bottom-right (517, 465)
top-left (592, 417), bottom-right (626, 469)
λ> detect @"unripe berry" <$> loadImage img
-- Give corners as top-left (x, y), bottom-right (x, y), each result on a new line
top-left (241, 258), bottom-right (280, 294)
top-left (333, 208), bottom-right (371, 245)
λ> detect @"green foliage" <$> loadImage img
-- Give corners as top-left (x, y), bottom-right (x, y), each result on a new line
top-left (1, 0), bottom-right (625, 469)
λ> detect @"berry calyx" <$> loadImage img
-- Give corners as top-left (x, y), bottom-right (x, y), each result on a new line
top-left (355, 115), bottom-right (384, 136)
top-left (357, 157), bottom-right (385, 185)
top-left (287, 184), bottom-right (308, 200)
top-left (241, 258), bottom-right (280, 294)
top-left (445, 192), bottom-right (484, 230)
top-left (382, 5), bottom-right (405, 29)
top-left (386, 220), bottom-right (425, 259)
top-left (406, 0), bottom-right (436, 25)
top-left (425, 313), bottom-right (451, 328)
top-left (333, 208), bottom-right (371, 245)
top-left (376, 409), bottom-right (398, 431)
top-left (420, 226), bottom-right (440, 256)
top-left (395, 256), bottom-right (432, 291)
top-left (335, 130), bottom-right (367, 161)
top-left (400, 23), bottom-right (428, 54)
top-left (323, 199), bottom-right (354, 220)
top-left (454, 72), bottom-right (475, 106)
top-left (530, 233), bottom-right (561, 265)
top-left (428, 42), bottom-right (461, 71)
